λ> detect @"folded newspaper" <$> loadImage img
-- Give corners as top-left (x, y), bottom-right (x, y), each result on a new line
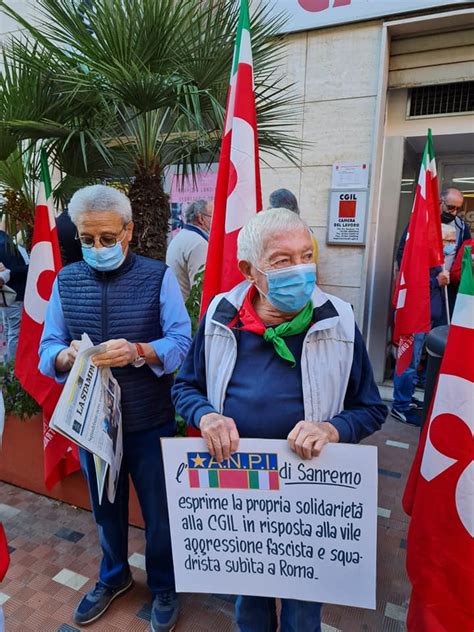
top-left (49, 333), bottom-right (123, 504)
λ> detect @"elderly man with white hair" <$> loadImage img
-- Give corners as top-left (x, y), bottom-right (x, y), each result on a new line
top-left (39, 185), bottom-right (191, 632)
top-left (166, 199), bottom-right (213, 301)
top-left (173, 208), bottom-right (387, 632)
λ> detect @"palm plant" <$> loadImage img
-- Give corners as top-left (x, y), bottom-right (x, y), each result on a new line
top-left (0, 146), bottom-right (37, 247)
top-left (0, 0), bottom-right (300, 260)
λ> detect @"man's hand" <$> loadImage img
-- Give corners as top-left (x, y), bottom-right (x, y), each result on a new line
top-left (55, 340), bottom-right (81, 373)
top-left (437, 270), bottom-right (450, 286)
top-left (199, 413), bottom-right (240, 462)
top-left (92, 339), bottom-right (137, 368)
top-left (0, 262), bottom-right (6, 288)
top-left (288, 421), bottom-right (339, 459)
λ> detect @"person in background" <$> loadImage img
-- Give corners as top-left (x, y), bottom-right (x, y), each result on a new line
top-left (396, 187), bottom-right (470, 271)
top-left (441, 223), bottom-right (457, 272)
top-left (392, 224), bottom-right (450, 425)
top-left (268, 188), bottom-right (299, 214)
top-left (0, 263), bottom-right (10, 287)
top-left (439, 188), bottom-right (470, 313)
top-left (166, 199), bottom-right (213, 301)
top-left (268, 188), bottom-right (319, 263)
top-left (39, 185), bottom-right (191, 632)
top-left (56, 206), bottom-right (83, 265)
top-left (0, 219), bottom-right (29, 360)
top-left (173, 208), bottom-right (386, 632)
top-left (440, 187), bottom-right (471, 253)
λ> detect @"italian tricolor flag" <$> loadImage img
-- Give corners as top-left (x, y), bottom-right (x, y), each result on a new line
top-left (15, 150), bottom-right (80, 489)
top-left (403, 245), bottom-right (474, 631)
top-left (201, 0), bottom-right (262, 315)
top-left (393, 129), bottom-right (444, 375)
top-left (189, 468), bottom-right (279, 491)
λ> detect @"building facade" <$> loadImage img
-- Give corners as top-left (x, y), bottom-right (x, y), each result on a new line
top-left (261, 0), bottom-right (474, 382)
top-left (2, 1), bottom-right (473, 383)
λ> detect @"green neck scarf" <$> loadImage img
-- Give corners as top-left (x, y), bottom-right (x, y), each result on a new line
top-left (263, 300), bottom-right (313, 366)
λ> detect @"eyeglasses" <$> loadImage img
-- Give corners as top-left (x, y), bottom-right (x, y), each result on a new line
top-left (76, 225), bottom-right (128, 249)
top-left (445, 204), bottom-right (463, 212)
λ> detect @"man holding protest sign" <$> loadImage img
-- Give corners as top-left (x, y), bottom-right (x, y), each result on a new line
top-left (173, 208), bottom-right (387, 631)
top-left (39, 185), bottom-right (191, 631)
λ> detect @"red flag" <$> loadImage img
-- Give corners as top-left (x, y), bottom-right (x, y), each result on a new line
top-left (402, 247), bottom-right (474, 632)
top-left (200, 0), bottom-right (262, 315)
top-left (0, 523), bottom-right (9, 582)
top-left (15, 151), bottom-right (79, 489)
top-left (393, 130), bottom-right (443, 375)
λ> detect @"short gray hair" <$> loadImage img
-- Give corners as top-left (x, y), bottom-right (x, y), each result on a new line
top-left (185, 199), bottom-right (209, 223)
top-left (268, 188), bottom-right (299, 215)
top-left (68, 184), bottom-right (132, 225)
top-left (237, 208), bottom-right (310, 265)
top-left (440, 187), bottom-right (463, 203)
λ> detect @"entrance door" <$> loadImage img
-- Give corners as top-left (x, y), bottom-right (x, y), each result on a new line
top-left (382, 141), bottom-right (474, 382)
top-left (366, 132), bottom-right (474, 384)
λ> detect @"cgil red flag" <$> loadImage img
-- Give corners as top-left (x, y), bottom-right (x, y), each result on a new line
top-left (393, 129), bottom-right (443, 375)
top-left (200, 0), bottom-right (262, 316)
top-left (402, 247), bottom-right (474, 632)
top-left (15, 151), bottom-right (79, 489)
top-left (0, 523), bottom-right (9, 582)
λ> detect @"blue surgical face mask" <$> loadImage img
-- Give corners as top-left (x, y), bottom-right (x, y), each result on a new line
top-left (443, 244), bottom-right (456, 256)
top-left (256, 263), bottom-right (316, 313)
top-left (82, 242), bottom-right (126, 271)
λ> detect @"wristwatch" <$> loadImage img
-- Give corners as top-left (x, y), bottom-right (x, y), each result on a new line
top-left (132, 343), bottom-right (146, 368)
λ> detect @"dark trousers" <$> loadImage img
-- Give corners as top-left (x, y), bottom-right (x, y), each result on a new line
top-left (235, 596), bottom-right (322, 632)
top-left (80, 423), bottom-right (175, 595)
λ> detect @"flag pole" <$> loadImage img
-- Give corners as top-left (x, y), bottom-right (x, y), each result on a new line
top-left (443, 270), bottom-right (451, 325)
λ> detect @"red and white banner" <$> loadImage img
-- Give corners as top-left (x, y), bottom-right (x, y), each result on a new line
top-left (0, 523), bottom-right (9, 582)
top-left (15, 151), bottom-right (79, 489)
top-left (393, 130), bottom-right (443, 375)
top-left (403, 246), bottom-right (474, 632)
top-left (200, 0), bottom-right (262, 315)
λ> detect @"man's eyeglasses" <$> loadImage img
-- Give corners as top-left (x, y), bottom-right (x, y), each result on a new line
top-left (445, 204), bottom-right (463, 212)
top-left (76, 225), bottom-right (127, 249)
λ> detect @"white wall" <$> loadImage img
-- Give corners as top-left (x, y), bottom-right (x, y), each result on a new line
top-left (260, 20), bottom-right (383, 320)
top-left (0, 1), bottom-right (37, 41)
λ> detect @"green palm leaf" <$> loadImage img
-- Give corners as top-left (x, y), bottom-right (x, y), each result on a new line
top-left (1, 0), bottom-right (302, 260)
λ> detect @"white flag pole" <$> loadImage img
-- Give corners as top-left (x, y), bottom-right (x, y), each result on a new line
top-left (442, 263), bottom-right (451, 325)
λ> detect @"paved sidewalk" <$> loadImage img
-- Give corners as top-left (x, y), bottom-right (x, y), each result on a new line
top-left (0, 414), bottom-right (418, 632)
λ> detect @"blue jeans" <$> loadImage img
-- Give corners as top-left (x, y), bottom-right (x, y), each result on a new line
top-left (235, 596), bottom-right (322, 632)
top-left (393, 333), bottom-right (425, 412)
top-left (80, 423), bottom-right (175, 595)
top-left (1, 301), bottom-right (23, 361)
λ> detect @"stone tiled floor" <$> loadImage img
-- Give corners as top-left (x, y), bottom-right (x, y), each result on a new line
top-left (0, 414), bottom-right (419, 631)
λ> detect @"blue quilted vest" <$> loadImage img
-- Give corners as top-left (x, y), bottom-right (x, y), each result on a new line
top-left (57, 251), bottom-right (174, 433)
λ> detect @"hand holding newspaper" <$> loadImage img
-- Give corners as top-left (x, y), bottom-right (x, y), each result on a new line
top-left (50, 333), bottom-right (123, 504)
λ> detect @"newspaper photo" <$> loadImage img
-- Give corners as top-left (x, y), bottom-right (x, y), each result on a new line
top-left (49, 333), bottom-right (123, 503)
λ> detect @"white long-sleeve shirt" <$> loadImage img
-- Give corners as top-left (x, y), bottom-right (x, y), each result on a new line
top-left (166, 225), bottom-right (208, 301)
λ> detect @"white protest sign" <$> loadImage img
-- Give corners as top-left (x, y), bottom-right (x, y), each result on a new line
top-left (162, 438), bottom-right (378, 609)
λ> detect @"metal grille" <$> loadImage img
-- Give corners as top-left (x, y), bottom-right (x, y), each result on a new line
top-left (408, 82), bottom-right (473, 118)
